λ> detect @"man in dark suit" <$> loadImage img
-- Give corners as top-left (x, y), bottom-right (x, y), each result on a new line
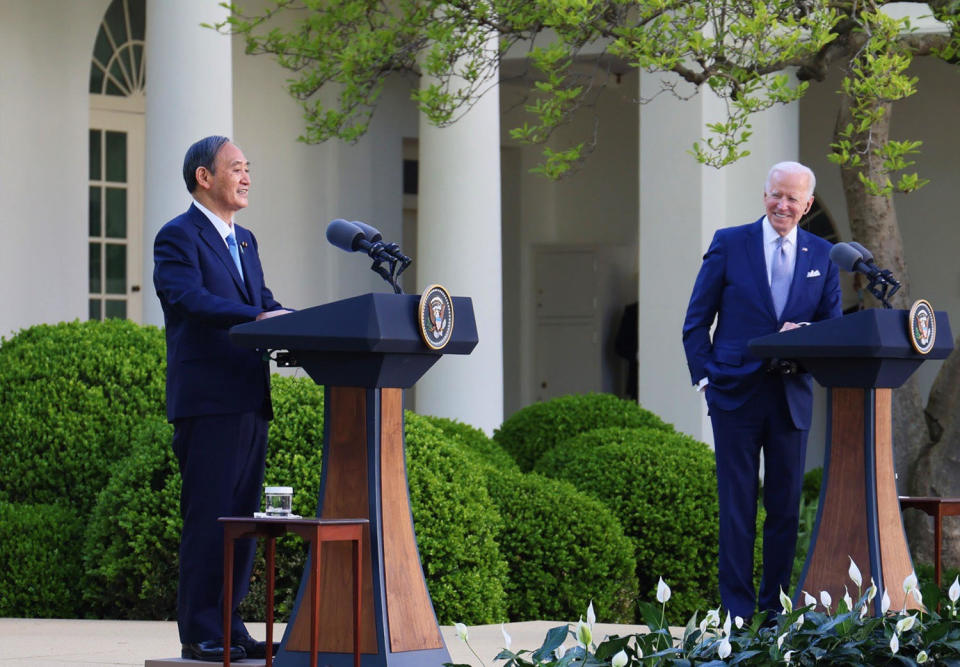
top-left (154, 135), bottom-right (290, 662)
top-left (682, 161), bottom-right (842, 620)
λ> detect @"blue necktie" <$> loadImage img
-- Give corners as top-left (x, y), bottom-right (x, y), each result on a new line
top-left (771, 236), bottom-right (790, 318)
top-left (226, 232), bottom-right (244, 280)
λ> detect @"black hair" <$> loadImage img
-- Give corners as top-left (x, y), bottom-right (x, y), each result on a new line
top-left (182, 135), bottom-right (230, 193)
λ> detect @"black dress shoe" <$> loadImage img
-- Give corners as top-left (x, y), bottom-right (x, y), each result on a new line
top-left (181, 639), bottom-right (246, 662)
top-left (231, 634), bottom-right (279, 659)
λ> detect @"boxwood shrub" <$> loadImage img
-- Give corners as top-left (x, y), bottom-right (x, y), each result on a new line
top-left (418, 414), bottom-right (518, 472)
top-left (534, 426), bottom-right (719, 622)
top-left (493, 393), bottom-right (673, 472)
top-left (482, 467), bottom-right (638, 623)
top-left (0, 320), bottom-right (166, 513)
top-left (0, 501), bottom-right (85, 618)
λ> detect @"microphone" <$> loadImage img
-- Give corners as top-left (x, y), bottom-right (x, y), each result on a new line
top-left (828, 242), bottom-right (868, 274)
top-left (847, 241), bottom-right (874, 264)
top-left (326, 219), bottom-right (395, 263)
top-left (829, 241), bottom-right (901, 307)
top-left (350, 220), bottom-right (411, 265)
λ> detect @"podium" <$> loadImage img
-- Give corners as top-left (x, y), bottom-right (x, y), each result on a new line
top-left (749, 308), bottom-right (952, 614)
top-left (230, 292), bottom-right (478, 666)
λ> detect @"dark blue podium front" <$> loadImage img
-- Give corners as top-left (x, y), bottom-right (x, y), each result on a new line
top-left (231, 293), bottom-right (477, 667)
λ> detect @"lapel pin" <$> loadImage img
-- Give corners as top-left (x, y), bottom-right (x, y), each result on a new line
top-left (801, 247), bottom-right (808, 252)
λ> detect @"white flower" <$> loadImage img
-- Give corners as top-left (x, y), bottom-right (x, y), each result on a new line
top-left (555, 644), bottom-right (566, 659)
top-left (843, 586), bottom-right (853, 612)
top-left (587, 601), bottom-right (596, 626)
top-left (918, 649), bottom-right (929, 663)
top-left (912, 587), bottom-right (923, 606)
top-left (704, 608), bottom-right (721, 629)
top-left (780, 587), bottom-right (793, 614)
top-left (882, 590), bottom-right (891, 614)
top-left (777, 633), bottom-right (787, 650)
top-left (718, 636), bottom-right (732, 659)
top-left (784, 650), bottom-right (794, 663)
top-left (903, 571), bottom-right (919, 593)
top-left (735, 615), bottom-right (744, 629)
top-left (722, 611), bottom-right (731, 637)
top-left (849, 556), bottom-right (863, 588)
top-left (890, 633), bottom-right (899, 654)
top-left (612, 649), bottom-right (628, 667)
top-left (794, 613), bottom-right (804, 629)
top-left (860, 602), bottom-right (869, 619)
top-left (866, 579), bottom-right (877, 603)
top-left (657, 577), bottom-right (671, 604)
top-left (896, 614), bottom-right (917, 635)
top-left (501, 623), bottom-right (512, 650)
top-left (455, 622), bottom-right (468, 642)
top-left (576, 617), bottom-right (592, 647)
top-left (803, 590), bottom-right (816, 609)
top-left (820, 590), bottom-right (832, 609)
top-left (950, 576), bottom-right (960, 604)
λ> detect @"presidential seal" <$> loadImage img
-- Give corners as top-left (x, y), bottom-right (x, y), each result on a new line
top-left (419, 284), bottom-right (454, 350)
top-left (908, 299), bottom-right (936, 355)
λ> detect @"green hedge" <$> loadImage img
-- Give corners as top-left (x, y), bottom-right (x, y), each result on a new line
top-left (534, 426), bottom-right (718, 622)
top-left (493, 393), bottom-right (673, 472)
top-left (483, 467), bottom-right (638, 623)
top-left (0, 501), bottom-right (85, 617)
top-left (419, 414), bottom-right (518, 472)
top-left (0, 320), bottom-right (166, 513)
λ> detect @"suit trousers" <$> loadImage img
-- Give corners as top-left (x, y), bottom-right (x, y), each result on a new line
top-left (172, 411), bottom-right (269, 644)
top-left (710, 374), bottom-right (808, 619)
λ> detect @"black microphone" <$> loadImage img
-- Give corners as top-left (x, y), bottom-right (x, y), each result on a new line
top-left (351, 220), bottom-right (411, 265)
top-left (326, 219), bottom-right (394, 262)
top-left (830, 241), bottom-right (901, 302)
top-left (829, 242), bottom-right (867, 274)
top-left (847, 241), bottom-right (874, 265)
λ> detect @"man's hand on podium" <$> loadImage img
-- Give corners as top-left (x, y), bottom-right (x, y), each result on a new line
top-left (256, 309), bottom-right (293, 321)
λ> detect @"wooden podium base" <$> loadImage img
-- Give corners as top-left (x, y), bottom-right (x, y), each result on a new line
top-left (274, 386), bottom-right (451, 667)
top-left (797, 387), bottom-right (921, 614)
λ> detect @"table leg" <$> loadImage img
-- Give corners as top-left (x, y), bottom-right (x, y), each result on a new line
top-left (353, 536), bottom-right (361, 667)
top-left (266, 536), bottom-right (276, 667)
top-left (223, 528), bottom-right (235, 667)
top-left (311, 530), bottom-right (321, 667)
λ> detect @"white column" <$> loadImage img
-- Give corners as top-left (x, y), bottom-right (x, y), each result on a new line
top-left (142, 0), bottom-right (234, 326)
top-left (415, 40), bottom-right (504, 434)
top-left (637, 71), bottom-right (798, 446)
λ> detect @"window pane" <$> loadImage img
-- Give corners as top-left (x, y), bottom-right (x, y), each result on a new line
top-left (90, 129), bottom-right (102, 180)
top-left (105, 187), bottom-right (126, 238)
top-left (93, 28), bottom-right (112, 68)
top-left (129, 0), bottom-right (146, 41)
top-left (105, 131), bottom-right (127, 182)
top-left (89, 62), bottom-right (105, 94)
top-left (108, 59), bottom-right (128, 96)
top-left (89, 299), bottom-right (102, 321)
top-left (105, 300), bottom-right (127, 319)
top-left (89, 243), bottom-right (102, 293)
top-left (106, 79), bottom-right (124, 96)
top-left (89, 187), bottom-right (102, 236)
top-left (105, 243), bottom-right (126, 294)
top-left (105, 0), bottom-right (129, 46)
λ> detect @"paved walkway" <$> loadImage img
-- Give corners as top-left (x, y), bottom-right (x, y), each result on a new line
top-left (0, 619), bottom-right (648, 666)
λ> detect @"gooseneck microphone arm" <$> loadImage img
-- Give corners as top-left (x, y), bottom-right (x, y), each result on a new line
top-left (325, 219), bottom-right (413, 294)
top-left (828, 241), bottom-right (901, 309)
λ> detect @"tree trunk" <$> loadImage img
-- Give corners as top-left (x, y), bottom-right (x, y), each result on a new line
top-left (836, 92), bottom-right (960, 572)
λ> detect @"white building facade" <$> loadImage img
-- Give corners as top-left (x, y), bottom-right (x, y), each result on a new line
top-left (2, 0), bottom-right (958, 449)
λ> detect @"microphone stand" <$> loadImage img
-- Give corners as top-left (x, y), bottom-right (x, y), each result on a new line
top-left (367, 242), bottom-right (412, 294)
top-left (865, 271), bottom-right (901, 309)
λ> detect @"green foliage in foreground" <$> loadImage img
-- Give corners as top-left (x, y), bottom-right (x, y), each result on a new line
top-left (452, 575), bottom-right (960, 666)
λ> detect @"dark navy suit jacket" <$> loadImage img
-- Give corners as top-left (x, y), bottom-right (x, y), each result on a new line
top-left (153, 203), bottom-right (282, 421)
top-left (682, 218), bottom-right (842, 429)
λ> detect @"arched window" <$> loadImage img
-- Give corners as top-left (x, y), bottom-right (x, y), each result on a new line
top-left (89, 0), bottom-right (146, 96)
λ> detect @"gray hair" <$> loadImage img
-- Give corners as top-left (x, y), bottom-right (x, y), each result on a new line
top-left (766, 161), bottom-right (816, 197)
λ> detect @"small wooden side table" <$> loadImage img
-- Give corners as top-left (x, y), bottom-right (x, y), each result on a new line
top-left (899, 496), bottom-right (960, 587)
top-left (219, 516), bottom-right (367, 667)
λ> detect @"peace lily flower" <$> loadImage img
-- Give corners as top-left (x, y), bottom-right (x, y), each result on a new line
top-left (950, 576), bottom-right (960, 604)
top-left (612, 649), bottom-right (628, 667)
top-left (701, 608), bottom-right (721, 634)
top-left (784, 650), bottom-right (794, 664)
top-left (587, 601), bottom-right (596, 626)
top-left (881, 589), bottom-right (891, 614)
top-left (803, 590), bottom-right (816, 609)
top-left (777, 633), bottom-right (787, 650)
top-left (780, 587), bottom-right (793, 614)
top-left (501, 623), bottom-right (512, 650)
top-left (896, 613), bottom-right (917, 635)
top-left (842, 586), bottom-right (853, 612)
top-left (734, 615), bottom-right (744, 630)
top-left (722, 611), bottom-right (731, 637)
top-left (848, 556), bottom-right (863, 589)
top-left (890, 633), bottom-right (900, 655)
top-left (794, 613), bottom-right (804, 629)
top-left (859, 602), bottom-right (869, 619)
top-left (657, 577), bottom-right (671, 604)
top-left (454, 622), bottom-right (468, 642)
top-left (912, 587), bottom-right (924, 606)
top-left (866, 578), bottom-right (877, 603)
top-left (903, 571), bottom-right (919, 594)
top-left (918, 649), bottom-right (929, 663)
top-left (820, 590), bottom-right (832, 609)
top-left (555, 644), bottom-right (566, 659)
top-left (718, 636), bottom-right (732, 659)
top-left (576, 617), bottom-right (592, 648)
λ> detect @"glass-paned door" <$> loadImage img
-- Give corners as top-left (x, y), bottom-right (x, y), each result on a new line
top-left (89, 107), bottom-right (144, 322)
